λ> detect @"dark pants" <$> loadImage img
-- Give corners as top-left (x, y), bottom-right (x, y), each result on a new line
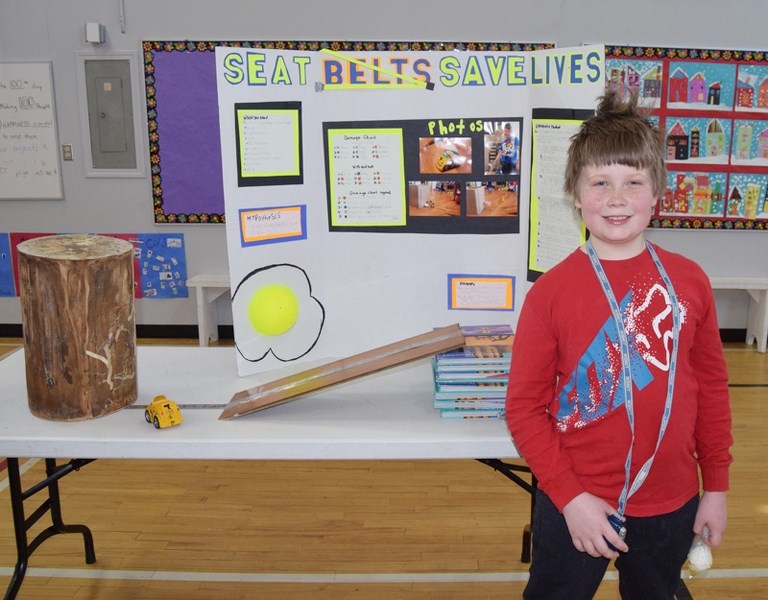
top-left (523, 490), bottom-right (698, 600)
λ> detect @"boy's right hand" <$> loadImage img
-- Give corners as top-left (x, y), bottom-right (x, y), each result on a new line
top-left (562, 492), bottom-right (629, 559)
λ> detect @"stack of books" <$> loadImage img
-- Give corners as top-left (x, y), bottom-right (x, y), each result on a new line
top-left (432, 324), bottom-right (513, 419)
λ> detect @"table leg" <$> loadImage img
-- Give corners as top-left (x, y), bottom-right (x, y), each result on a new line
top-left (3, 458), bottom-right (96, 600)
top-left (476, 459), bottom-right (535, 563)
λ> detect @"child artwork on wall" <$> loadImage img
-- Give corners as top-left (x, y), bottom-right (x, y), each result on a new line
top-left (606, 45), bottom-right (768, 229)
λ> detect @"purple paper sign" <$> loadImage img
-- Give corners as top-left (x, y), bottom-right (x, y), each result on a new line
top-left (147, 46), bottom-right (224, 223)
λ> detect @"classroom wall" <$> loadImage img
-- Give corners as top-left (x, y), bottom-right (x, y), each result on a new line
top-left (1, 0), bottom-right (767, 330)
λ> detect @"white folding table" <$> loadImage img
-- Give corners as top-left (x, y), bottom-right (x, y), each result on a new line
top-left (0, 346), bottom-right (531, 599)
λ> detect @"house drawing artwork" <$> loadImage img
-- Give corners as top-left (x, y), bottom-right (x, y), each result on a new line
top-left (670, 68), bottom-right (722, 106)
top-left (662, 172), bottom-right (724, 215)
top-left (731, 121), bottom-right (768, 163)
top-left (667, 121), bottom-right (689, 160)
top-left (736, 71), bottom-right (768, 110)
top-left (764, 186), bottom-right (768, 214)
top-left (728, 186), bottom-right (743, 216)
top-left (745, 183), bottom-right (762, 219)
top-left (737, 74), bottom-right (756, 108)
top-left (760, 129), bottom-right (768, 158)
top-left (690, 72), bottom-right (707, 103)
top-left (761, 78), bottom-right (768, 109)
top-left (669, 67), bottom-right (689, 103)
top-left (606, 60), bottom-right (662, 100)
top-left (736, 123), bottom-right (753, 159)
top-left (706, 119), bottom-right (726, 156)
top-left (708, 82), bottom-right (721, 105)
top-left (608, 63), bottom-right (640, 90)
top-left (643, 65), bottom-right (663, 99)
top-left (667, 120), bottom-right (725, 161)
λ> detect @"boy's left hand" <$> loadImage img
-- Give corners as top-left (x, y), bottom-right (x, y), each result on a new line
top-left (694, 491), bottom-right (727, 547)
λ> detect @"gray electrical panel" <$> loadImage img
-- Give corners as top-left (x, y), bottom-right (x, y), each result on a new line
top-left (84, 59), bottom-right (137, 169)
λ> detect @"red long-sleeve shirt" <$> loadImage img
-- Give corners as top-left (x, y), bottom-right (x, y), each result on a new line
top-left (505, 244), bottom-right (732, 516)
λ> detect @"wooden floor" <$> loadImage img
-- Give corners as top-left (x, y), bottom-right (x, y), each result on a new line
top-left (1, 338), bottom-right (767, 599)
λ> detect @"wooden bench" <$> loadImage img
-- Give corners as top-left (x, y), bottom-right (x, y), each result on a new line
top-left (185, 274), bottom-right (230, 346)
top-left (709, 277), bottom-right (768, 353)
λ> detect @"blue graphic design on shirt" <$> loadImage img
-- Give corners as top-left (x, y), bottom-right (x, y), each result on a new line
top-left (498, 136), bottom-right (518, 167)
top-left (557, 290), bottom-right (654, 430)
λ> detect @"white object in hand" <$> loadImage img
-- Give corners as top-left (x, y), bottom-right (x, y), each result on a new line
top-left (687, 526), bottom-right (713, 578)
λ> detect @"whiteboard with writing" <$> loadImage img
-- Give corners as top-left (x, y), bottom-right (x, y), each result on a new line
top-left (0, 62), bottom-right (63, 200)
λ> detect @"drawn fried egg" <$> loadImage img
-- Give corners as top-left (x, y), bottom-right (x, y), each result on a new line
top-left (232, 264), bottom-right (325, 362)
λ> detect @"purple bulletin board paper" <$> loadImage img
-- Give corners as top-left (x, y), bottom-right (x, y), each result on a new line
top-left (148, 47), bottom-right (224, 223)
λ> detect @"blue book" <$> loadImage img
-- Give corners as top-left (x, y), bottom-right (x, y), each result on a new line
top-left (439, 407), bottom-right (505, 419)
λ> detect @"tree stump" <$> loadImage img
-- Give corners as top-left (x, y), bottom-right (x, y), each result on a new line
top-left (17, 234), bottom-right (137, 420)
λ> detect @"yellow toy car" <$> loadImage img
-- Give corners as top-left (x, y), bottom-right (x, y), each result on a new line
top-left (436, 149), bottom-right (461, 172)
top-left (144, 395), bottom-right (183, 429)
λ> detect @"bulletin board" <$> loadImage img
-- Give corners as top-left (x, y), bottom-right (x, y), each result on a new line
top-left (2, 232), bottom-right (188, 299)
top-left (0, 62), bottom-right (63, 200)
top-left (142, 40), bottom-right (553, 224)
top-left (605, 44), bottom-right (768, 230)
top-left (212, 44), bottom-right (606, 375)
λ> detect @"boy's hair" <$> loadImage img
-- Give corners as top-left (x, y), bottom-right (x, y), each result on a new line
top-left (564, 88), bottom-right (666, 201)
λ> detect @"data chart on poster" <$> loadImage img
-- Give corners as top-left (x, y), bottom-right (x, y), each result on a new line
top-left (327, 128), bottom-right (405, 226)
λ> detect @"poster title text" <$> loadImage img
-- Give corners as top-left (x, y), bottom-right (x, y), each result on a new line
top-left (221, 50), bottom-right (602, 88)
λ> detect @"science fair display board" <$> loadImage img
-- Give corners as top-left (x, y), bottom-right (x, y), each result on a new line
top-left (214, 45), bottom-right (605, 376)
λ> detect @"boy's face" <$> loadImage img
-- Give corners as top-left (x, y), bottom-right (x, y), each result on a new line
top-left (575, 163), bottom-right (657, 260)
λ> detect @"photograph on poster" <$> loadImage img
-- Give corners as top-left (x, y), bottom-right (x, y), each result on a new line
top-left (484, 120), bottom-right (520, 175)
top-left (465, 181), bottom-right (519, 218)
top-left (605, 45), bottom-right (768, 228)
top-left (407, 181), bottom-right (460, 217)
top-left (419, 137), bottom-right (472, 174)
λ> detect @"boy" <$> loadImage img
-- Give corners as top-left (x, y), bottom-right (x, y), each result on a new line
top-left (491, 122), bottom-right (520, 174)
top-left (505, 90), bottom-right (732, 599)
